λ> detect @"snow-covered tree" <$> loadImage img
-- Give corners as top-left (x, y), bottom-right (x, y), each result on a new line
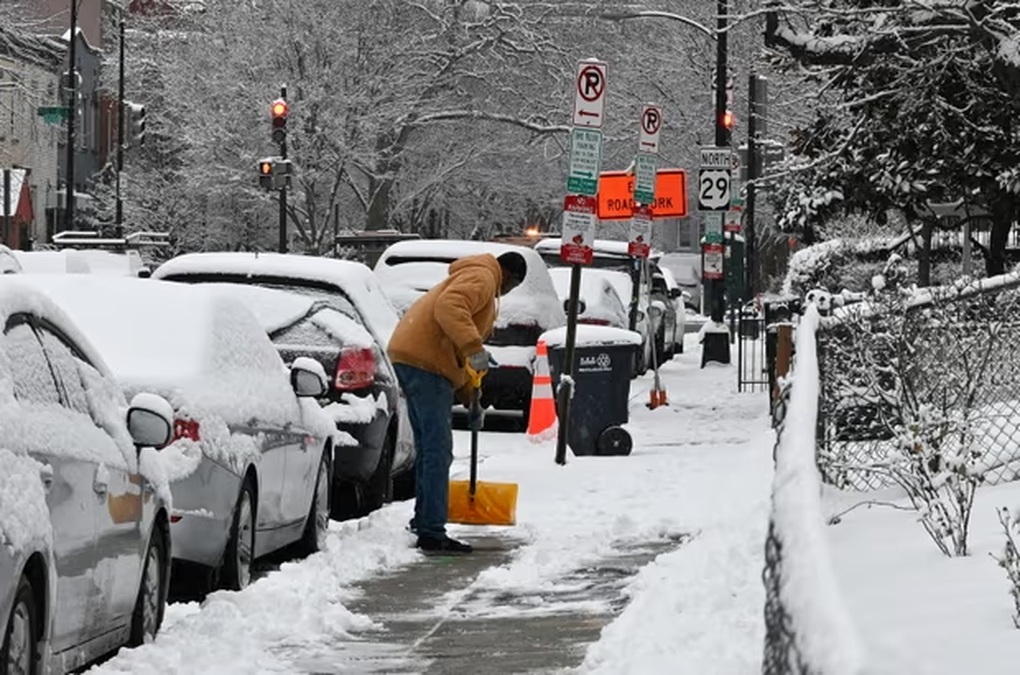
top-left (765, 1), bottom-right (1020, 278)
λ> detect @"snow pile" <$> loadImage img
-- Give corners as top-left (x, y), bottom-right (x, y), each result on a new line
top-left (89, 507), bottom-right (422, 675)
top-left (768, 306), bottom-right (867, 673)
top-left (0, 448), bottom-right (52, 554)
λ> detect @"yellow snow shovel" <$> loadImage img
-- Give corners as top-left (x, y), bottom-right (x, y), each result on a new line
top-left (447, 365), bottom-right (519, 526)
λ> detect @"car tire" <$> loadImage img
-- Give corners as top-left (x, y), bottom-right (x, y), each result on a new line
top-left (129, 527), bottom-right (167, 646)
top-left (362, 425), bottom-right (395, 514)
top-left (221, 480), bottom-right (256, 591)
top-left (1, 576), bottom-right (38, 675)
top-left (297, 450), bottom-right (331, 556)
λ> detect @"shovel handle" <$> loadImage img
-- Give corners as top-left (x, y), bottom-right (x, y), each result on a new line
top-left (470, 388), bottom-right (480, 497)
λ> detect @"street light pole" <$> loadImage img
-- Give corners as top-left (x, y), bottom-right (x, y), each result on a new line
top-left (63, 0), bottom-right (79, 233)
top-left (712, 0), bottom-right (729, 321)
top-left (115, 19), bottom-right (125, 239)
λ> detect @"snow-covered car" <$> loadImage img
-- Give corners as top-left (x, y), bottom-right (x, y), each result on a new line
top-left (200, 282), bottom-right (413, 519)
top-left (13, 248), bottom-right (150, 277)
top-left (658, 251), bottom-right (702, 310)
top-left (150, 252), bottom-right (415, 512)
top-left (0, 279), bottom-right (175, 673)
top-left (655, 266), bottom-right (687, 351)
top-left (547, 267), bottom-right (629, 329)
top-left (534, 237), bottom-right (676, 364)
top-left (0, 245), bottom-right (21, 274)
top-left (574, 268), bottom-right (658, 375)
top-left (374, 239), bottom-right (566, 426)
top-left (17, 275), bottom-right (335, 595)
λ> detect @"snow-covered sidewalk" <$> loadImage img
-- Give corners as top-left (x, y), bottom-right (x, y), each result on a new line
top-left (90, 339), bottom-right (774, 674)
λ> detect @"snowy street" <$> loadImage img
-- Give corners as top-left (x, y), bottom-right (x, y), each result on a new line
top-left (87, 338), bottom-right (773, 674)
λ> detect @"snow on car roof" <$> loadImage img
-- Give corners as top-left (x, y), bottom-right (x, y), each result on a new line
top-left (534, 237), bottom-right (662, 260)
top-left (16, 275), bottom-right (302, 427)
top-left (375, 239), bottom-right (566, 330)
top-left (13, 249), bottom-right (144, 276)
top-left (152, 252), bottom-right (399, 346)
top-left (206, 283), bottom-right (374, 349)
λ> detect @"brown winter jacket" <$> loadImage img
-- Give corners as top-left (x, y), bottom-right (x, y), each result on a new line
top-left (388, 254), bottom-right (502, 397)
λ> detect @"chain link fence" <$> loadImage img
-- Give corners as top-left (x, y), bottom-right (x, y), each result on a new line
top-left (816, 275), bottom-right (1020, 491)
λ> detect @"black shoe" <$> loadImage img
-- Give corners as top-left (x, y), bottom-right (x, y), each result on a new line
top-left (416, 535), bottom-right (473, 554)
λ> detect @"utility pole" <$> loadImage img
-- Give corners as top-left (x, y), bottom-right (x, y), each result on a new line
top-left (3, 169), bottom-right (10, 246)
top-left (712, 0), bottom-right (729, 320)
top-left (278, 85), bottom-right (288, 254)
top-left (115, 19), bottom-right (125, 239)
top-left (64, 0), bottom-right (79, 233)
top-left (746, 73), bottom-right (759, 296)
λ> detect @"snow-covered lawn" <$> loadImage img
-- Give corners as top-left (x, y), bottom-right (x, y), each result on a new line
top-left (89, 336), bottom-right (775, 674)
top-left (825, 481), bottom-right (1020, 674)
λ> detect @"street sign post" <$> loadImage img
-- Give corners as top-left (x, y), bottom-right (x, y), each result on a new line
top-left (559, 58), bottom-right (609, 467)
top-left (704, 211), bottom-right (724, 243)
top-left (628, 205), bottom-right (652, 258)
top-left (573, 60), bottom-right (607, 128)
top-left (567, 128), bottom-right (603, 196)
top-left (724, 206), bottom-right (742, 233)
top-left (561, 195), bottom-right (597, 264)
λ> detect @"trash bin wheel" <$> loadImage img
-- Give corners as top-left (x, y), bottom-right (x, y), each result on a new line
top-left (596, 426), bottom-right (632, 456)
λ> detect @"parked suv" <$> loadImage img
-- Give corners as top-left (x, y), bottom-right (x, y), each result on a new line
top-left (374, 239), bottom-right (566, 427)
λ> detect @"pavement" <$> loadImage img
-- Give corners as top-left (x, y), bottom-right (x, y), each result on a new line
top-left (272, 534), bottom-right (687, 674)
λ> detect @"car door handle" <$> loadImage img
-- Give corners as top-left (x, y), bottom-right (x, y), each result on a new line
top-left (39, 466), bottom-right (53, 494)
top-left (93, 471), bottom-right (109, 497)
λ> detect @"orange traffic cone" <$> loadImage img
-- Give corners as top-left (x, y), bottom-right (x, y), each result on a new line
top-left (526, 339), bottom-right (558, 442)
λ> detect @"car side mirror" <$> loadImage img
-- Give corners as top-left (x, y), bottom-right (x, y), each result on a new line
top-left (563, 299), bottom-right (587, 314)
top-left (291, 356), bottom-right (328, 398)
top-left (126, 392), bottom-right (174, 448)
top-left (669, 288), bottom-right (682, 300)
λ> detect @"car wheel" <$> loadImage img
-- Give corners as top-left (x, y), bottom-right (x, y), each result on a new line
top-left (1, 576), bottom-right (37, 675)
top-left (221, 481), bottom-right (256, 591)
top-left (298, 450), bottom-right (331, 555)
top-left (129, 527), bottom-right (167, 646)
top-left (362, 426), bottom-right (395, 514)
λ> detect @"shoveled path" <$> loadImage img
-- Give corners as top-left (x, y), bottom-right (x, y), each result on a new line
top-left (276, 534), bottom-right (686, 674)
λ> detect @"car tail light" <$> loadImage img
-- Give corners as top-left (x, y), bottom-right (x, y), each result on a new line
top-left (335, 347), bottom-right (376, 391)
top-left (579, 317), bottom-right (611, 326)
top-left (173, 418), bottom-right (200, 443)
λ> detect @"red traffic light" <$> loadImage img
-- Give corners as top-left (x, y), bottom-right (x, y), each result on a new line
top-left (722, 110), bottom-right (735, 129)
top-left (259, 161), bottom-right (273, 175)
top-left (270, 99), bottom-right (288, 119)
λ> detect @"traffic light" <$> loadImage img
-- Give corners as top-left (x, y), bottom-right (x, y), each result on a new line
top-left (723, 110), bottom-right (735, 130)
top-left (257, 157), bottom-right (293, 190)
top-left (270, 98), bottom-right (288, 144)
top-left (258, 158), bottom-right (275, 190)
top-left (128, 102), bottom-right (146, 147)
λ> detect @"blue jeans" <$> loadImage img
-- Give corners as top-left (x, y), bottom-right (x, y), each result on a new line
top-left (394, 364), bottom-right (454, 539)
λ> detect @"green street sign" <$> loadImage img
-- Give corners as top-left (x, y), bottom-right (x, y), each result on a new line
top-left (37, 106), bottom-right (69, 125)
top-left (567, 128), bottom-right (603, 196)
top-left (633, 153), bottom-right (658, 205)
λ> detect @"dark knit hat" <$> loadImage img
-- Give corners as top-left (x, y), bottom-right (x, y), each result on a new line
top-left (496, 251), bottom-right (527, 285)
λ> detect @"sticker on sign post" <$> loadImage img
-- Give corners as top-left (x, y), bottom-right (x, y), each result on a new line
top-left (628, 205), bottom-right (653, 258)
top-left (561, 194), bottom-right (597, 264)
top-left (573, 60), bottom-right (607, 128)
top-left (703, 242), bottom-right (724, 279)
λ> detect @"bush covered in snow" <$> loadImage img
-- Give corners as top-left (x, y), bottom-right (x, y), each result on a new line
top-left (993, 507), bottom-right (1020, 628)
top-left (817, 256), bottom-right (1001, 557)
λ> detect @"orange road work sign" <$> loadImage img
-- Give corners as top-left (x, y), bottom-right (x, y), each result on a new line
top-left (597, 169), bottom-right (688, 220)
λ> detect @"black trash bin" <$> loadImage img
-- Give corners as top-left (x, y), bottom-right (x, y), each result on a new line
top-left (542, 327), bottom-right (639, 457)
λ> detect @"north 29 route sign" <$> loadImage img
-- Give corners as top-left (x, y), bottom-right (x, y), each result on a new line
top-left (698, 146), bottom-right (732, 212)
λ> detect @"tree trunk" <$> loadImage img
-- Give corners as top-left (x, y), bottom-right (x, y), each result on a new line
top-left (917, 219), bottom-right (933, 287)
top-left (987, 196), bottom-right (1014, 277)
